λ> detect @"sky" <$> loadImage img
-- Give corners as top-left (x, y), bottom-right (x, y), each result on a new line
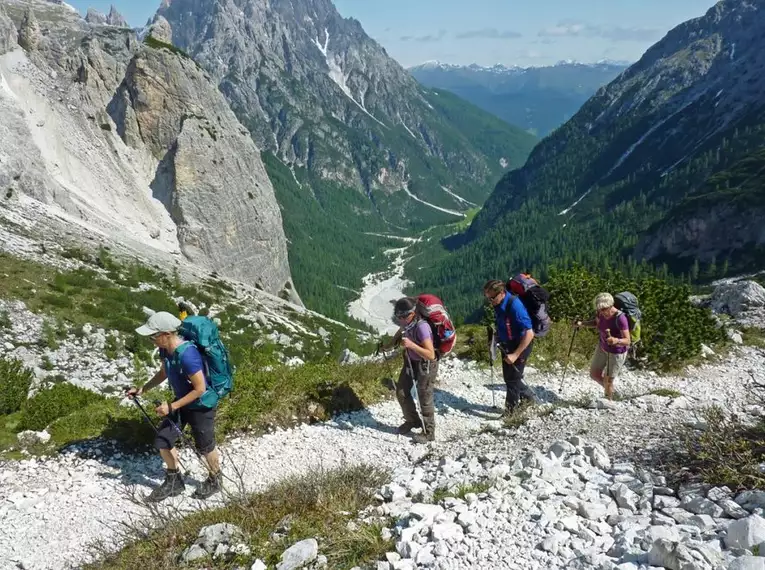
top-left (68, 0), bottom-right (718, 68)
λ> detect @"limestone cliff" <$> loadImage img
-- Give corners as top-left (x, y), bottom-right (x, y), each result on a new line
top-left (0, 0), bottom-right (297, 302)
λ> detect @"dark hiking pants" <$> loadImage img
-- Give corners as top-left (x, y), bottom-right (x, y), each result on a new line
top-left (500, 341), bottom-right (536, 411)
top-left (396, 357), bottom-right (438, 435)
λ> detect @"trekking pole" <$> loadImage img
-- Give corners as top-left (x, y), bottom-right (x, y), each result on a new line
top-left (405, 351), bottom-right (427, 434)
top-left (559, 325), bottom-right (579, 392)
top-left (486, 326), bottom-right (497, 410)
top-left (151, 399), bottom-right (214, 476)
top-left (128, 394), bottom-right (189, 473)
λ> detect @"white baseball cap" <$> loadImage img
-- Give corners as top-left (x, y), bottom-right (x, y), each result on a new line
top-left (135, 311), bottom-right (181, 336)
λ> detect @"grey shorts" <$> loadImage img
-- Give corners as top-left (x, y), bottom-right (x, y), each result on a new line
top-left (155, 407), bottom-right (217, 454)
top-left (591, 345), bottom-right (627, 379)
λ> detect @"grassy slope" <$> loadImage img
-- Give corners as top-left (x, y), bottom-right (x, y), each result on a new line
top-left (0, 249), bottom-right (400, 457)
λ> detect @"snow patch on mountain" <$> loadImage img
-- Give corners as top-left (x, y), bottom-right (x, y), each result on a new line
top-left (313, 28), bottom-right (386, 128)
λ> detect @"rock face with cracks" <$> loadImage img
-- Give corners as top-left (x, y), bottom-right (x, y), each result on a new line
top-left (0, 0), bottom-right (297, 301)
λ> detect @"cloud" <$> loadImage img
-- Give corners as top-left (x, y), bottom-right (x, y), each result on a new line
top-left (400, 29), bottom-right (447, 42)
top-left (538, 20), bottom-right (661, 42)
top-left (454, 28), bottom-right (522, 40)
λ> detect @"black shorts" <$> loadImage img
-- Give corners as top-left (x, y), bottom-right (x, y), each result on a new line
top-left (155, 407), bottom-right (216, 454)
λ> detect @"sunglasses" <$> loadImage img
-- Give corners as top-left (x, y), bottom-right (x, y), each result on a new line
top-left (395, 310), bottom-right (414, 319)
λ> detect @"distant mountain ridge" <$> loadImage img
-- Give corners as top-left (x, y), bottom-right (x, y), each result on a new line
top-left (154, 0), bottom-right (538, 321)
top-left (407, 0), bottom-right (765, 320)
top-left (409, 60), bottom-right (630, 136)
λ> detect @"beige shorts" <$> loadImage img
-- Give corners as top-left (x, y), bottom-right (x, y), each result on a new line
top-left (591, 345), bottom-right (627, 379)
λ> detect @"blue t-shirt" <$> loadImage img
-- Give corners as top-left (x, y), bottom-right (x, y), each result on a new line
top-left (161, 343), bottom-right (208, 406)
top-left (494, 294), bottom-right (533, 345)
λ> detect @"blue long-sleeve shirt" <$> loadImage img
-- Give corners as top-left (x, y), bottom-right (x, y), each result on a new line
top-left (494, 294), bottom-right (533, 345)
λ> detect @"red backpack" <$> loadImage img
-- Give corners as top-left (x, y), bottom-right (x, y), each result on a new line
top-left (415, 294), bottom-right (456, 357)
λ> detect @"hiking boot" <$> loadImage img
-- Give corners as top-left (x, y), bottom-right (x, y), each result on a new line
top-left (146, 469), bottom-right (185, 503)
top-left (411, 431), bottom-right (435, 445)
top-left (192, 472), bottom-right (222, 500)
top-left (397, 420), bottom-right (422, 435)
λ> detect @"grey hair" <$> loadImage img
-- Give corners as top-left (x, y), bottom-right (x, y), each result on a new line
top-left (594, 292), bottom-right (614, 311)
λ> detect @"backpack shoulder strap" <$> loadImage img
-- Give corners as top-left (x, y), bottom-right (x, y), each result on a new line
top-left (172, 341), bottom-right (193, 373)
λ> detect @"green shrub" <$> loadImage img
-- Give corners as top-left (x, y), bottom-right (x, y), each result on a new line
top-left (143, 35), bottom-right (192, 59)
top-left (0, 358), bottom-right (33, 414)
top-left (0, 310), bottom-right (10, 329)
top-left (213, 350), bottom-right (396, 436)
top-left (544, 264), bottom-right (726, 370)
top-left (20, 383), bottom-right (105, 431)
top-left (49, 401), bottom-right (156, 450)
top-left (681, 406), bottom-right (765, 489)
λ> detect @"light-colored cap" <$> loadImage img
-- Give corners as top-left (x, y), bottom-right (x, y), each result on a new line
top-left (135, 311), bottom-right (181, 336)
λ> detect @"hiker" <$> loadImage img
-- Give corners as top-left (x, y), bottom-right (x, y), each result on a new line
top-left (381, 297), bottom-right (438, 444)
top-left (575, 292), bottom-right (631, 400)
top-left (126, 311), bottom-right (222, 502)
top-left (484, 280), bottom-right (538, 414)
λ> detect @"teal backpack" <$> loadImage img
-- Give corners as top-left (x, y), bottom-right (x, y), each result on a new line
top-left (172, 315), bottom-right (234, 409)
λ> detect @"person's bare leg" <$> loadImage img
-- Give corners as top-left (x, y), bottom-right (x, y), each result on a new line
top-left (159, 447), bottom-right (180, 470)
top-left (204, 447), bottom-right (220, 474)
top-left (603, 376), bottom-right (614, 400)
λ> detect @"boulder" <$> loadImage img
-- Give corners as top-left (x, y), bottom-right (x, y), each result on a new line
top-left (711, 281), bottom-right (765, 317)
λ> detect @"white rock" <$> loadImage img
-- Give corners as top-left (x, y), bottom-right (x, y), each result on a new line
top-left (583, 443), bottom-right (611, 471)
top-left (711, 280), bottom-right (765, 317)
top-left (431, 523), bottom-right (463, 542)
top-left (688, 515), bottom-right (717, 532)
top-left (549, 440), bottom-right (577, 459)
top-left (414, 547), bottom-right (436, 567)
top-left (682, 495), bottom-right (725, 518)
top-left (647, 538), bottom-right (722, 570)
top-left (725, 516), bottom-right (765, 549)
top-left (654, 495), bottom-right (681, 509)
top-left (610, 483), bottom-right (639, 512)
top-left (16, 430), bottom-right (51, 447)
top-left (717, 499), bottom-right (749, 519)
top-left (729, 557), bottom-right (765, 570)
top-left (251, 561), bottom-right (267, 570)
top-left (579, 502), bottom-right (609, 521)
top-left (181, 543), bottom-right (208, 562)
top-left (707, 487), bottom-right (732, 502)
top-left (409, 503), bottom-right (444, 524)
top-left (276, 538), bottom-right (318, 570)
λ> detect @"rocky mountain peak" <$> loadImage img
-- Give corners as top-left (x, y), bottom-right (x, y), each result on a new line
top-left (0, 4), bottom-right (16, 53)
top-left (18, 7), bottom-right (40, 51)
top-left (147, 15), bottom-right (172, 44)
top-left (155, 0), bottom-right (535, 224)
top-left (85, 5), bottom-right (128, 27)
top-left (412, 0), bottom-right (765, 309)
top-left (106, 5), bottom-right (127, 27)
top-left (0, 0), bottom-right (297, 300)
top-left (84, 7), bottom-right (106, 25)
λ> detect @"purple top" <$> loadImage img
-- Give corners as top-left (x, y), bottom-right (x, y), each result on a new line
top-left (598, 312), bottom-right (630, 354)
top-left (404, 320), bottom-right (433, 361)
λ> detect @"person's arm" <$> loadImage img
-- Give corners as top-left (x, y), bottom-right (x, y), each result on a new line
top-left (155, 350), bottom-right (207, 416)
top-left (576, 316), bottom-right (597, 328)
top-left (506, 300), bottom-right (534, 363)
top-left (607, 315), bottom-right (631, 348)
top-left (129, 363), bottom-right (167, 397)
top-left (168, 371), bottom-right (206, 411)
top-left (381, 329), bottom-right (403, 351)
top-left (404, 337), bottom-right (436, 361)
top-left (510, 329), bottom-right (534, 361)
